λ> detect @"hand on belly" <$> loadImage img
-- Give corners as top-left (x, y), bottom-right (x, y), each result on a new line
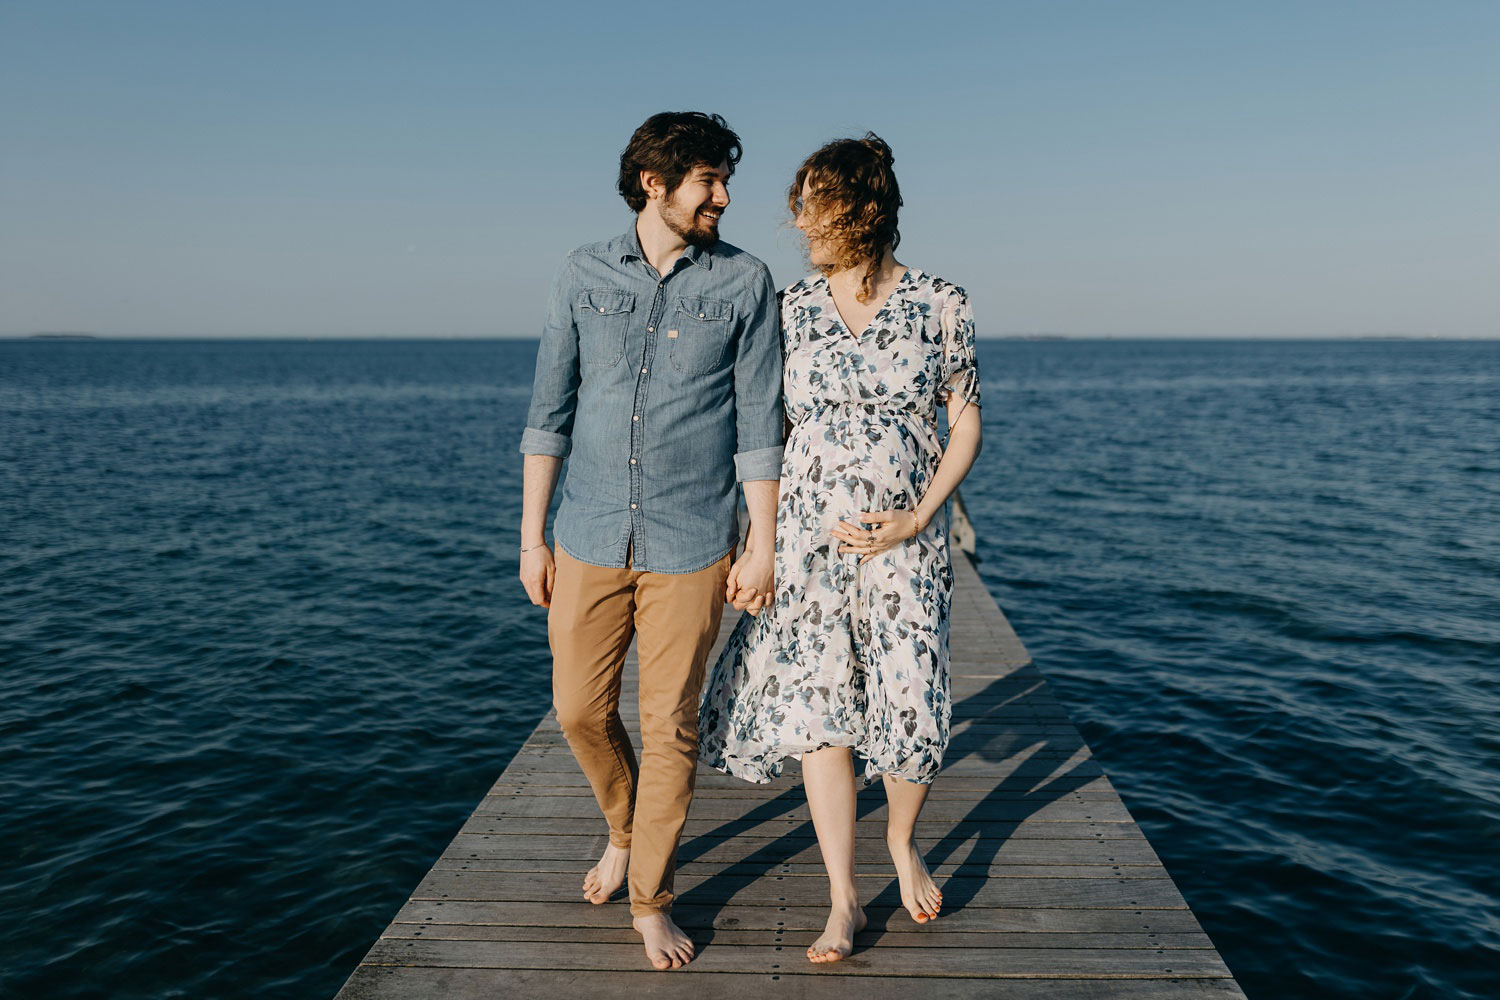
top-left (829, 506), bottom-right (920, 564)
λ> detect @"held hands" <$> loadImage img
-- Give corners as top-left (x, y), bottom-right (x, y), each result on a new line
top-left (832, 509), bottom-right (921, 563)
top-left (726, 547), bottom-right (774, 616)
top-left (519, 543), bottom-right (556, 608)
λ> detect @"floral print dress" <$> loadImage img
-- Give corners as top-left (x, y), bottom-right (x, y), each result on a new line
top-left (699, 267), bottom-right (981, 784)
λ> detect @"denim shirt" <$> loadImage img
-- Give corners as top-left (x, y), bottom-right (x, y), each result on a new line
top-left (519, 225), bottom-right (784, 573)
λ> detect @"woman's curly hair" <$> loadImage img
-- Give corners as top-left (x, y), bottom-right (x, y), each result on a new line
top-left (789, 133), bottom-right (903, 303)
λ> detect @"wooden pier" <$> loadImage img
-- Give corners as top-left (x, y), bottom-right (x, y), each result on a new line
top-left (336, 514), bottom-right (1246, 998)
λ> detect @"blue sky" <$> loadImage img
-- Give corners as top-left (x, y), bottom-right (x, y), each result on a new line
top-left (2, 1), bottom-right (1496, 337)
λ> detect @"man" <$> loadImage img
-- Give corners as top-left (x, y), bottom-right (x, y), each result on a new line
top-left (517, 111), bottom-right (782, 970)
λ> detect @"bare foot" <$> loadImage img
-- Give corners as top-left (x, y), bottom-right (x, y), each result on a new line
top-left (807, 898), bottom-right (866, 963)
top-left (888, 837), bottom-right (942, 922)
top-left (633, 912), bottom-right (694, 970)
top-left (582, 843), bottom-right (628, 904)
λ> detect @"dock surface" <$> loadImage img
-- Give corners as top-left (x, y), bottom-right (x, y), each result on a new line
top-left (335, 543), bottom-right (1246, 998)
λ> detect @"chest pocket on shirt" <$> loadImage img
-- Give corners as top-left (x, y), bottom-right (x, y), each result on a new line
top-left (577, 288), bottom-right (634, 367)
top-left (669, 295), bottom-right (734, 375)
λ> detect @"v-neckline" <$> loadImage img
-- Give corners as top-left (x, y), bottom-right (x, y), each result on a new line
top-left (821, 267), bottom-right (912, 342)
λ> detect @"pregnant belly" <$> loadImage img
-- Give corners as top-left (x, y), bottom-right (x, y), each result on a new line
top-left (786, 409), bottom-right (936, 530)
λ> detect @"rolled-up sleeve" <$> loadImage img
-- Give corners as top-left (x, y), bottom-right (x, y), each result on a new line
top-left (519, 259), bottom-right (581, 458)
top-left (731, 264), bottom-right (784, 481)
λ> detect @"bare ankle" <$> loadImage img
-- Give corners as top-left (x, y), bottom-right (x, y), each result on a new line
top-left (828, 887), bottom-right (861, 910)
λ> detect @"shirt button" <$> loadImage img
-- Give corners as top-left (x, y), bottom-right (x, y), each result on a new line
top-left (630, 503), bottom-right (638, 509)
top-left (648, 326), bottom-right (655, 332)
top-left (629, 458), bottom-right (637, 464)
top-left (599, 307), bottom-right (606, 313)
top-left (698, 312), bottom-right (705, 318)
top-left (640, 367), bottom-right (648, 374)
top-left (632, 415), bottom-right (639, 421)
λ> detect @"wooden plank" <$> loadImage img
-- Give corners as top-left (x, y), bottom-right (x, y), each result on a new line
top-left (491, 768), bottom-right (1109, 792)
top-left (333, 544), bottom-right (1245, 998)
top-left (360, 938), bottom-right (1235, 978)
top-left (340, 967), bottom-right (1247, 1000)
top-left (434, 862), bottom-right (1172, 880)
top-left (485, 781), bottom-right (1123, 801)
top-left (501, 746), bottom-right (1100, 768)
top-left (524, 705), bottom-right (1082, 725)
top-left (378, 924), bottom-right (1217, 949)
top-left (460, 817), bottom-right (1151, 841)
top-left (392, 900), bottom-right (1211, 934)
top-left (440, 833), bottom-right (1167, 866)
top-left (522, 719), bottom-right (1087, 739)
top-left (470, 795), bottom-right (1137, 823)
top-left (407, 871), bottom-right (1193, 910)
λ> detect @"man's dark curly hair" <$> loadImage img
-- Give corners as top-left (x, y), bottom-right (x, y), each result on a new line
top-left (618, 111), bottom-right (742, 212)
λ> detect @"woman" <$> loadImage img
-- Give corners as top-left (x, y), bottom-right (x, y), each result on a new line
top-left (699, 134), bottom-right (983, 963)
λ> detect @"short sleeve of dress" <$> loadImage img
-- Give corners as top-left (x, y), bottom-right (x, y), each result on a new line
top-left (937, 288), bottom-right (981, 410)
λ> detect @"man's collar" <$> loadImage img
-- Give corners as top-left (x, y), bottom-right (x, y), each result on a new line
top-left (617, 224), bottom-right (646, 263)
top-left (681, 241), bottom-right (713, 269)
top-left (617, 222), bottom-right (714, 270)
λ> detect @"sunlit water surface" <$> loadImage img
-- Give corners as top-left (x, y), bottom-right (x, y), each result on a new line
top-left (2, 338), bottom-right (1496, 999)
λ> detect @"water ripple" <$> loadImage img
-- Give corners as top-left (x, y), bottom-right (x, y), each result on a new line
top-left (2, 338), bottom-right (1497, 999)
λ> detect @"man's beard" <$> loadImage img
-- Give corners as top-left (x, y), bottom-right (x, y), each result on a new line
top-left (663, 191), bottom-right (721, 248)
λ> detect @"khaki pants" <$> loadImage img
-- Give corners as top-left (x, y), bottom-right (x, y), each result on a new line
top-left (548, 545), bottom-right (732, 916)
